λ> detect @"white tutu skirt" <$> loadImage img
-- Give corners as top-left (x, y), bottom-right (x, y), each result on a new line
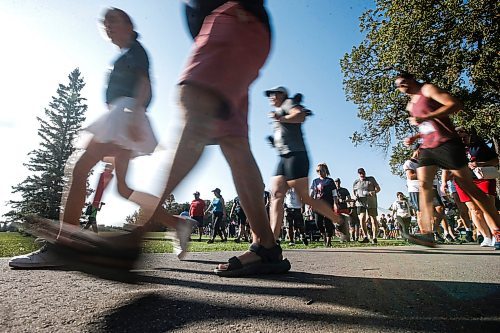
top-left (84, 97), bottom-right (158, 158)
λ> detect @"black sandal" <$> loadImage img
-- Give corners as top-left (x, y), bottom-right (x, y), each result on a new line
top-left (214, 243), bottom-right (291, 277)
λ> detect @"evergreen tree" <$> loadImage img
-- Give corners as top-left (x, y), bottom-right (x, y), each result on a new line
top-left (5, 68), bottom-right (87, 221)
top-left (340, 0), bottom-right (499, 175)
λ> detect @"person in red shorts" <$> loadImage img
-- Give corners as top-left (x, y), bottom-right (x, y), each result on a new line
top-left (190, 192), bottom-right (206, 242)
top-left (163, 1), bottom-right (290, 276)
top-left (396, 72), bottom-right (500, 249)
top-left (446, 127), bottom-right (499, 247)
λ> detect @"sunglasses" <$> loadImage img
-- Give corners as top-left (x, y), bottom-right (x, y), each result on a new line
top-left (395, 80), bottom-right (407, 88)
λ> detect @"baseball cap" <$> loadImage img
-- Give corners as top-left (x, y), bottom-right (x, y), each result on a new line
top-left (212, 188), bottom-right (221, 193)
top-left (264, 86), bottom-right (288, 97)
top-left (193, 191), bottom-right (200, 196)
top-left (357, 168), bottom-right (366, 174)
top-left (334, 178), bottom-right (341, 182)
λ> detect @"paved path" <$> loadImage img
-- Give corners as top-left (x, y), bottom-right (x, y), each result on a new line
top-left (1, 245), bottom-right (499, 333)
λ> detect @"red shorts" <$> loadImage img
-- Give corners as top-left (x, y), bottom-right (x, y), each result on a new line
top-left (454, 179), bottom-right (496, 202)
top-left (179, 2), bottom-right (271, 139)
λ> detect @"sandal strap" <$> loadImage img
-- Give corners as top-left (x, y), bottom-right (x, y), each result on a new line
top-left (227, 256), bottom-right (243, 269)
top-left (248, 243), bottom-right (282, 263)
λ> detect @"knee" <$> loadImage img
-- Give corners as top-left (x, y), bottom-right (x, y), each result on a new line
top-left (468, 206), bottom-right (483, 219)
top-left (271, 188), bottom-right (286, 203)
top-left (116, 182), bottom-right (132, 199)
top-left (72, 159), bottom-right (91, 179)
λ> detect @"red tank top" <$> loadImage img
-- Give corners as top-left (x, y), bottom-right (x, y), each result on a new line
top-left (410, 90), bottom-right (458, 148)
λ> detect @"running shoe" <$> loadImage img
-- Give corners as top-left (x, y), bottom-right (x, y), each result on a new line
top-left (406, 233), bottom-right (437, 248)
top-left (8, 243), bottom-right (66, 269)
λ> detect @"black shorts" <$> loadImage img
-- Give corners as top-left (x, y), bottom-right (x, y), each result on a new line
top-left (349, 213), bottom-right (360, 227)
top-left (357, 206), bottom-right (378, 217)
top-left (285, 208), bottom-right (305, 229)
top-left (275, 151), bottom-right (309, 181)
top-left (418, 139), bottom-right (468, 170)
top-left (235, 210), bottom-right (247, 225)
top-left (191, 215), bottom-right (204, 227)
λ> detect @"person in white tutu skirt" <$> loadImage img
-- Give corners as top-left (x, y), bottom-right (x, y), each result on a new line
top-left (8, 8), bottom-right (195, 271)
top-left (64, 8), bottom-right (196, 258)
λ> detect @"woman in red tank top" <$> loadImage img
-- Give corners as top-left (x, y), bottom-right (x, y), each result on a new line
top-left (395, 72), bottom-right (500, 249)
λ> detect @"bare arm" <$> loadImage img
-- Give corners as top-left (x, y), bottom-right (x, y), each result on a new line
top-left (411, 84), bottom-right (463, 123)
top-left (406, 169), bottom-right (418, 181)
top-left (440, 170), bottom-right (451, 195)
top-left (278, 106), bottom-right (306, 123)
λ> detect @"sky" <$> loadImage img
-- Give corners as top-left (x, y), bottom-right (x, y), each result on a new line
top-left (0, 0), bottom-right (407, 226)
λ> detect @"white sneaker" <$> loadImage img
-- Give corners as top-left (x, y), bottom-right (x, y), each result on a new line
top-left (480, 237), bottom-right (493, 247)
top-left (8, 244), bottom-right (66, 268)
top-left (172, 215), bottom-right (196, 260)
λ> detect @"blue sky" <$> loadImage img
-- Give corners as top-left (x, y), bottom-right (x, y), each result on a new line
top-left (0, 0), bottom-right (406, 225)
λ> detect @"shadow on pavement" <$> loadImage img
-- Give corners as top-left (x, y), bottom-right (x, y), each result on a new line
top-left (88, 272), bottom-right (500, 332)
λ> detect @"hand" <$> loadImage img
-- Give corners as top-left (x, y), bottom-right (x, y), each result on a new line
top-left (468, 161), bottom-right (477, 169)
top-left (268, 111), bottom-right (279, 120)
top-left (404, 136), bottom-right (416, 147)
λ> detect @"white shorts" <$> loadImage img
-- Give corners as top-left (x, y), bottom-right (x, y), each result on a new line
top-left (84, 97), bottom-right (158, 158)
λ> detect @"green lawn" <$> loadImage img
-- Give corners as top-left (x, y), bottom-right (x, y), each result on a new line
top-left (0, 231), bottom-right (410, 257)
top-left (0, 232), bottom-right (44, 257)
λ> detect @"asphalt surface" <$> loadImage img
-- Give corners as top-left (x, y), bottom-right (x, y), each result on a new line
top-left (1, 244), bottom-right (499, 333)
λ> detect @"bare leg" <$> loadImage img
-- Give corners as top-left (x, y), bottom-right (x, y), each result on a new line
top-left (217, 136), bottom-right (277, 266)
top-left (452, 192), bottom-right (472, 228)
top-left (416, 165), bottom-right (439, 233)
top-left (358, 212), bottom-right (368, 239)
top-left (452, 167), bottom-right (500, 231)
top-left (113, 152), bottom-right (178, 230)
top-left (370, 216), bottom-right (379, 239)
top-left (147, 85), bottom-right (219, 224)
top-left (62, 141), bottom-right (110, 226)
top-left (269, 176), bottom-right (289, 239)
top-left (219, 137), bottom-right (275, 247)
top-left (465, 201), bottom-right (492, 239)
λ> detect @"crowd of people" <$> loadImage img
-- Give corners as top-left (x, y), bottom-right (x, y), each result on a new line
top-left (186, 152), bottom-right (498, 248)
top-left (8, 2), bottom-right (499, 280)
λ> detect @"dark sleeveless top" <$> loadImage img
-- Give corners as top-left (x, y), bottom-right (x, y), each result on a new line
top-left (410, 91), bottom-right (459, 149)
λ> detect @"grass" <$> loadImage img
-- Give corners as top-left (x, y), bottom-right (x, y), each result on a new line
top-left (0, 232), bottom-right (43, 257)
top-left (0, 231), bottom-right (410, 257)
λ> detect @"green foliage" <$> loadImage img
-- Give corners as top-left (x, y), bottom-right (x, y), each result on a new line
top-left (341, 0), bottom-right (499, 174)
top-left (5, 69), bottom-right (88, 221)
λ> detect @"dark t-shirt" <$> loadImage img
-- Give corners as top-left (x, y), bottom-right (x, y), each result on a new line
top-left (106, 39), bottom-right (151, 107)
top-left (184, 0), bottom-right (271, 39)
top-left (273, 99), bottom-right (307, 155)
top-left (336, 187), bottom-right (351, 210)
top-left (467, 139), bottom-right (497, 162)
top-left (310, 177), bottom-right (337, 205)
top-left (466, 138), bottom-right (498, 179)
top-left (233, 196), bottom-right (244, 213)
